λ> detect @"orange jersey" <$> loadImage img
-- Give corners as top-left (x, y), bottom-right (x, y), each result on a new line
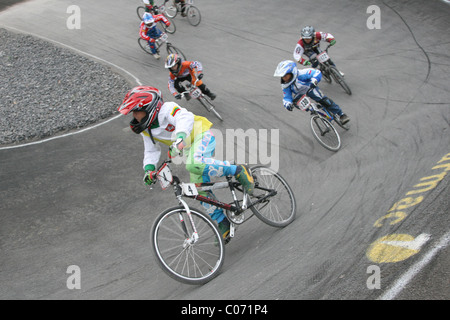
top-left (168, 61), bottom-right (204, 95)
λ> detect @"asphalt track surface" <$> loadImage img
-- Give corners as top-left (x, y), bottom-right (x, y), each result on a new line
top-left (1, 0), bottom-right (449, 302)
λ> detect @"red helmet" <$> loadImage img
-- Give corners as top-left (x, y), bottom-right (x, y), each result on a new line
top-left (118, 86), bottom-right (163, 134)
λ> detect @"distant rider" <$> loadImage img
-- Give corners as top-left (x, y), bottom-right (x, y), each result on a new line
top-left (142, 0), bottom-right (156, 13)
top-left (165, 53), bottom-right (217, 101)
top-left (274, 60), bottom-right (350, 124)
top-left (139, 12), bottom-right (171, 59)
top-left (142, 0), bottom-right (170, 14)
top-left (294, 25), bottom-right (343, 76)
top-left (175, 0), bottom-right (188, 17)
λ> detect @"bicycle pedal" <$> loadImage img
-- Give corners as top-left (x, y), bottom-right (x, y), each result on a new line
top-left (229, 224), bottom-right (236, 238)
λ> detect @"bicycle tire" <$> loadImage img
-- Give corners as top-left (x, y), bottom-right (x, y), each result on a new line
top-left (330, 66), bottom-right (352, 95)
top-left (310, 115), bottom-right (341, 151)
top-left (186, 5), bottom-right (201, 26)
top-left (136, 6), bottom-right (146, 20)
top-left (320, 65), bottom-right (332, 83)
top-left (165, 3), bottom-right (178, 18)
top-left (157, 18), bottom-right (176, 34)
top-left (248, 166), bottom-right (296, 227)
top-left (138, 38), bottom-right (155, 55)
top-left (166, 43), bottom-right (186, 60)
top-left (199, 96), bottom-right (223, 121)
top-left (151, 206), bottom-right (225, 285)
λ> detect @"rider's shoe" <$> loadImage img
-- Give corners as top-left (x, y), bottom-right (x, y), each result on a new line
top-left (339, 113), bottom-right (350, 125)
top-left (153, 53), bottom-right (161, 59)
top-left (207, 92), bottom-right (216, 100)
top-left (218, 218), bottom-right (231, 244)
top-left (235, 165), bottom-right (255, 195)
top-left (338, 70), bottom-right (345, 77)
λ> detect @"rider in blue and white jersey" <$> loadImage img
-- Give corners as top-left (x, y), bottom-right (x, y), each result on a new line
top-left (273, 60), bottom-right (350, 124)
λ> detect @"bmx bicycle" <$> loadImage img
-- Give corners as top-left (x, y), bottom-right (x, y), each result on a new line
top-left (164, 0), bottom-right (201, 26)
top-left (150, 158), bottom-right (296, 284)
top-left (138, 32), bottom-right (186, 60)
top-left (294, 89), bottom-right (349, 152)
top-left (310, 45), bottom-right (351, 95)
top-left (136, 2), bottom-right (176, 34)
top-left (179, 81), bottom-right (223, 121)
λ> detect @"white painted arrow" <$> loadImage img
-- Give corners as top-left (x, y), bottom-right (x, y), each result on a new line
top-left (380, 234), bottom-right (431, 250)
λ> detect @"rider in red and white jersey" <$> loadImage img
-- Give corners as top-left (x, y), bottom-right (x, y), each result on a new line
top-left (139, 12), bottom-right (171, 59)
top-left (293, 26), bottom-right (340, 72)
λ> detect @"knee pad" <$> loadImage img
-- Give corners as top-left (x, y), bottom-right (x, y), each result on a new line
top-left (319, 97), bottom-right (333, 108)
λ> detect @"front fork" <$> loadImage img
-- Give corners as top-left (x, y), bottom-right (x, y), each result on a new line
top-left (176, 194), bottom-right (199, 245)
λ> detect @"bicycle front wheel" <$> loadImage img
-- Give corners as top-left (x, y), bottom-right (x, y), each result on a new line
top-left (330, 66), bottom-right (352, 95)
top-left (138, 38), bottom-right (155, 55)
top-left (186, 5), bottom-right (201, 26)
top-left (166, 43), bottom-right (186, 60)
top-left (249, 166), bottom-right (296, 227)
top-left (320, 65), bottom-right (332, 83)
top-left (199, 96), bottom-right (223, 121)
top-left (151, 206), bottom-right (225, 285)
top-left (136, 6), bottom-right (146, 20)
top-left (310, 115), bottom-right (341, 151)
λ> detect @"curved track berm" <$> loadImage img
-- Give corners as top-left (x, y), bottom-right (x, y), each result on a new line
top-left (0, 0), bottom-right (449, 300)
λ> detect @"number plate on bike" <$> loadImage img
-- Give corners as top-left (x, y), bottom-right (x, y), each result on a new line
top-left (297, 95), bottom-right (311, 111)
top-left (159, 33), bottom-right (168, 42)
top-left (181, 183), bottom-right (198, 196)
top-left (317, 51), bottom-right (330, 63)
top-left (157, 163), bottom-right (173, 190)
top-left (190, 88), bottom-right (202, 99)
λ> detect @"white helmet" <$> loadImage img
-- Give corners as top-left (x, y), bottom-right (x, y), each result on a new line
top-left (274, 60), bottom-right (298, 89)
top-left (142, 12), bottom-right (155, 26)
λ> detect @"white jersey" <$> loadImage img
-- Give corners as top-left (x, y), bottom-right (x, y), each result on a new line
top-left (141, 101), bottom-right (194, 169)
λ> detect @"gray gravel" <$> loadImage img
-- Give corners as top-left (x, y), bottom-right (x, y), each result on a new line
top-left (0, 28), bottom-right (132, 146)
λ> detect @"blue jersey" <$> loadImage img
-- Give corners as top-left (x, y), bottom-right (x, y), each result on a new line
top-left (282, 68), bottom-right (322, 108)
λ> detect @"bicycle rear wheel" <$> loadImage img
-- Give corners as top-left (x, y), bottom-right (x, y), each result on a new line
top-left (199, 96), bottom-right (223, 121)
top-left (158, 17), bottom-right (176, 34)
top-left (330, 66), bottom-right (352, 95)
top-left (151, 206), bottom-right (225, 285)
top-left (310, 115), bottom-right (341, 151)
top-left (248, 166), bottom-right (296, 227)
top-left (186, 5), bottom-right (201, 26)
top-left (166, 43), bottom-right (186, 60)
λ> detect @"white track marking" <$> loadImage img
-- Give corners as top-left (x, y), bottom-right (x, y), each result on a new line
top-left (378, 230), bottom-right (450, 300)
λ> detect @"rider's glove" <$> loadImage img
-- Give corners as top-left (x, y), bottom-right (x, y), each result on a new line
top-left (284, 102), bottom-right (293, 111)
top-left (329, 39), bottom-right (336, 46)
top-left (197, 73), bottom-right (203, 80)
top-left (169, 138), bottom-right (185, 158)
top-left (143, 170), bottom-right (157, 186)
top-left (303, 60), bottom-right (311, 66)
top-left (174, 93), bottom-right (182, 100)
top-left (310, 78), bottom-right (318, 89)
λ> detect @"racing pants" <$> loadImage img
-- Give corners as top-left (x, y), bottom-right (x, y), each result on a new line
top-left (185, 130), bottom-right (236, 223)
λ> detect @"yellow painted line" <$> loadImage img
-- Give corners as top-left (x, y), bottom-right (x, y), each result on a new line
top-left (367, 152), bottom-right (450, 264)
top-left (367, 234), bottom-right (430, 263)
